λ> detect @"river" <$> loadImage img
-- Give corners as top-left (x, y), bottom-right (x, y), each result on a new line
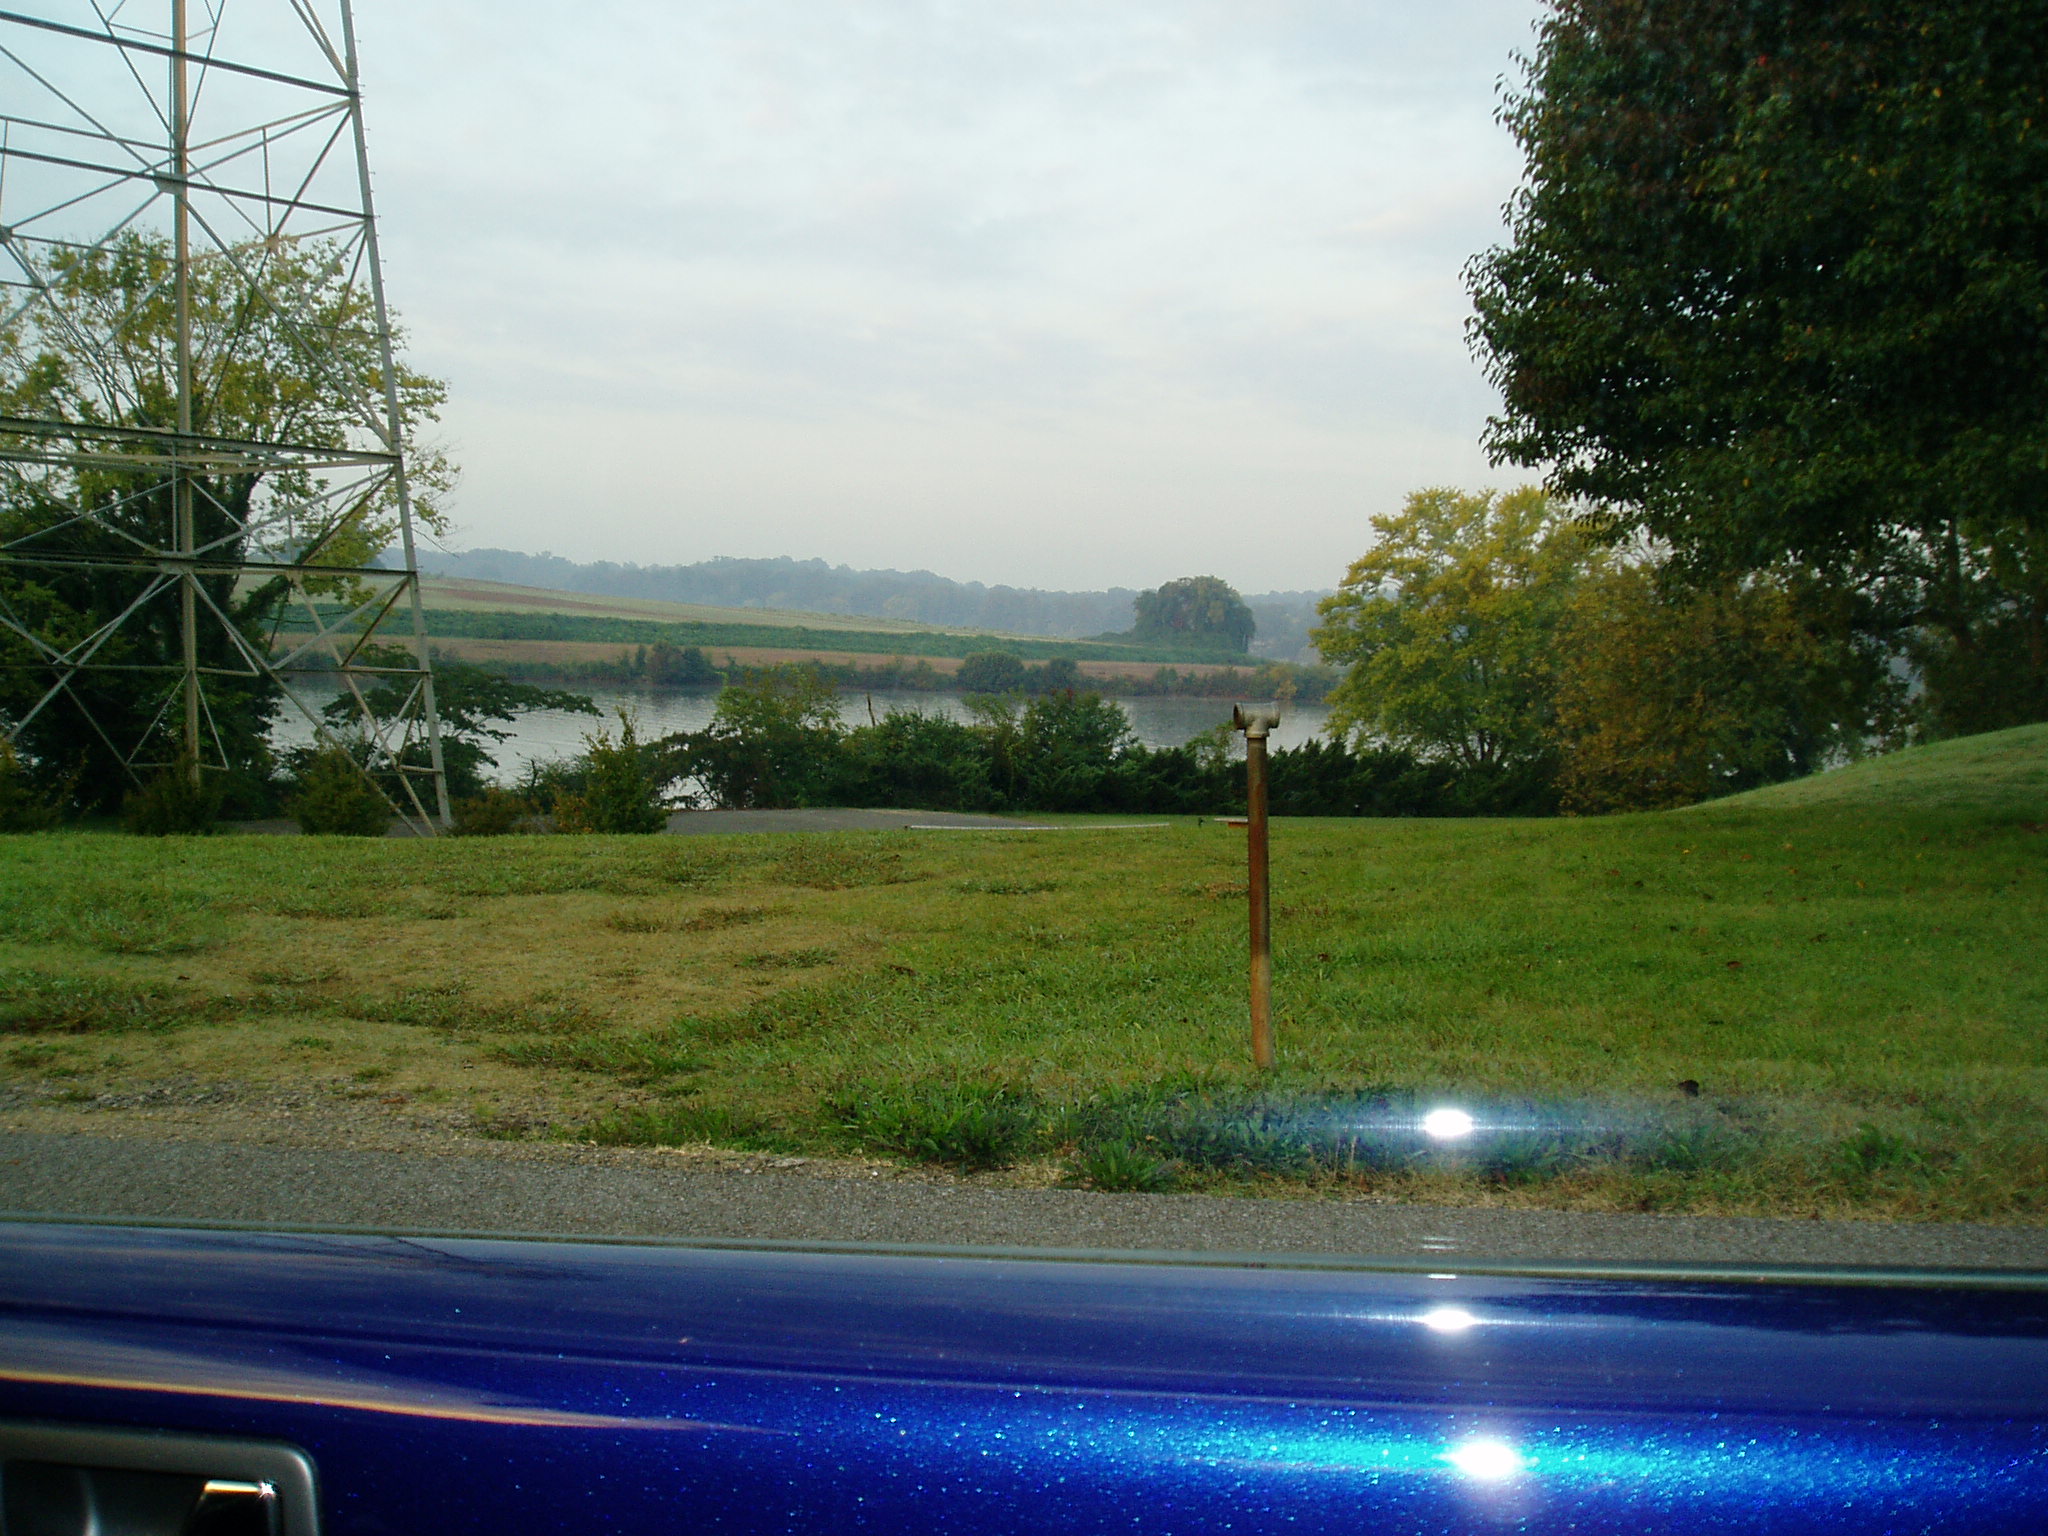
top-left (271, 686), bottom-right (1334, 782)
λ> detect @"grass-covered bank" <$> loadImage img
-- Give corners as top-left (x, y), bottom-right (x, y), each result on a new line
top-left (2, 725), bottom-right (2042, 1220)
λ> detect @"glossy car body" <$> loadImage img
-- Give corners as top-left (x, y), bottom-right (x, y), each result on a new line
top-left (1, 1218), bottom-right (2044, 1533)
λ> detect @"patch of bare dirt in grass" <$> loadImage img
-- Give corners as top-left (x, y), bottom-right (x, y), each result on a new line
top-left (0, 863), bottom-right (927, 1173)
top-left (229, 888), bottom-right (866, 1037)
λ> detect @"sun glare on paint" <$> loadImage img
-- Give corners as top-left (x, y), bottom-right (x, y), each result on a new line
top-left (1445, 1438), bottom-right (1524, 1481)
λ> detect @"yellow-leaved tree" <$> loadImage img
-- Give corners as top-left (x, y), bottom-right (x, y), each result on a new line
top-left (1311, 486), bottom-right (1601, 780)
top-left (1552, 567), bottom-right (1902, 814)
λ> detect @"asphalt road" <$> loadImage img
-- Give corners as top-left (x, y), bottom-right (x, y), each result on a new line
top-left (4, 1131), bottom-right (2044, 1273)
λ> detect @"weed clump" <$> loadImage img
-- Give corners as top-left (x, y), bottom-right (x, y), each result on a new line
top-left (681, 904), bottom-right (784, 932)
top-left (90, 892), bottom-right (222, 955)
top-left (1071, 1141), bottom-right (1178, 1192)
top-left (0, 879), bottom-right (221, 953)
top-left (603, 909), bottom-right (676, 934)
top-left (266, 889), bottom-right (383, 919)
top-left (831, 1083), bottom-right (1041, 1171)
top-left (735, 948), bottom-right (836, 971)
top-left (1830, 1122), bottom-right (1940, 1184)
top-left (353, 983), bottom-right (605, 1037)
top-left (597, 897), bottom-right (782, 935)
top-left (582, 1103), bottom-right (796, 1151)
top-left (0, 971), bottom-right (224, 1034)
top-left (432, 846), bottom-right (737, 899)
top-left (246, 965), bottom-right (342, 987)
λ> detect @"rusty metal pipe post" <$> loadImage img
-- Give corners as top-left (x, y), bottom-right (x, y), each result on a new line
top-left (1233, 703), bottom-right (1281, 1070)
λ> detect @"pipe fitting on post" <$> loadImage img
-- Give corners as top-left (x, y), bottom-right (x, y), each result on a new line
top-left (1232, 703), bottom-right (1282, 739)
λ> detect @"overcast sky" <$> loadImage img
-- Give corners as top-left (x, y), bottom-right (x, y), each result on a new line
top-left (352, 0), bottom-right (1546, 593)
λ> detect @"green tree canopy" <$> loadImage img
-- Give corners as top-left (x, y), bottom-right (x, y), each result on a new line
top-left (1311, 487), bottom-right (1597, 771)
top-left (1467, 0), bottom-right (2048, 729)
top-left (1132, 577), bottom-right (1256, 653)
top-left (956, 650), bottom-right (1030, 694)
top-left (1469, 0), bottom-right (2048, 567)
top-left (664, 664), bottom-right (843, 809)
top-left (323, 651), bottom-right (596, 801)
top-left (644, 642), bottom-right (721, 688)
top-left (1552, 566), bottom-right (1899, 812)
top-left (0, 232), bottom-right (451, 805)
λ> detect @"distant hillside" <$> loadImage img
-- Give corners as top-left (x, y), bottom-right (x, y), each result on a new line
top-left (416, 576), bottom-right (1023, 638)
top-left (408, 548), bottom-right (1328, 663)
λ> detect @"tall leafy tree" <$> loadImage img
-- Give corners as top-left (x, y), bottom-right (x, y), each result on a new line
top-left (956, 650), bottom-right (1030, 695)
top-left (1312, 487), bottom-right (1598, 773)
top-left (1468, 0), bottom-right (2048, 729)
top-left (1132, 577), bottom-right (1257, 653)
top-left (0, 233), bottom-right (451, 804)
top-left (1552, 566), bottom-right (1900, 812)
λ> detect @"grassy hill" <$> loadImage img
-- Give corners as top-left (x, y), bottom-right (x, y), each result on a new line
top-left (1699, 721), bottom-right (2048, 817)
top-left (1, 726), bottom-right (2041, 1220)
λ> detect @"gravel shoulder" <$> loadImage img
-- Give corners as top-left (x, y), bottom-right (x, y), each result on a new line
top-left (4, 1110), bottom-right (2044, 1273)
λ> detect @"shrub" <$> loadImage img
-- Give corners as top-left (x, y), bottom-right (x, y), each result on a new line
top-left (1028, 657), bottom-right (1083, 695)
top-left (0, 743), bottom-right (63, 832)
top-left (1009, 691), bottom-right (1132, 810)
top-left (450, 786), bottom-right (533, 836)
top-left (555, 712), bottom-right (666, 833)
top-left (1552, 565), bottom-right (1894, 813)
top-left (664, 667), bottom-right (841, 809)
top-left (513, 755), bottom-right (584, 813)
top-left (830, 711), bottom-right (991, 811)
top-left (289, 750), bottom-right (391, 836)
top-left (122, 758), bottom-right (222, 836)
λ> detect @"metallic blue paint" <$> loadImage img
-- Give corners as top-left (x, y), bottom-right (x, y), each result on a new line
top-left (1, 1222), bottom-right (2043, 1532)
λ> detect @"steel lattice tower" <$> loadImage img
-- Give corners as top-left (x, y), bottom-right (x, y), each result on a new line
top-left (0, 1), bottom-right (448, 830)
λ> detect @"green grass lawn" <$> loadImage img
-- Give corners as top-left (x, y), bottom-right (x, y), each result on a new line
top-left (3, 724), bottom-right (2043, 1220)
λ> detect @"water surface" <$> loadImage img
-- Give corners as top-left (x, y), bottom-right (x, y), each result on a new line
top-left (272, 686), bottom-right (1333, 781)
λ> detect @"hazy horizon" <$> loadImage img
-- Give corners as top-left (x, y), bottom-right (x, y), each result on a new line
top-left (418, 543), bottom-right (1332, 602)
top-left (354, 1), bottom-right (1546, 596)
